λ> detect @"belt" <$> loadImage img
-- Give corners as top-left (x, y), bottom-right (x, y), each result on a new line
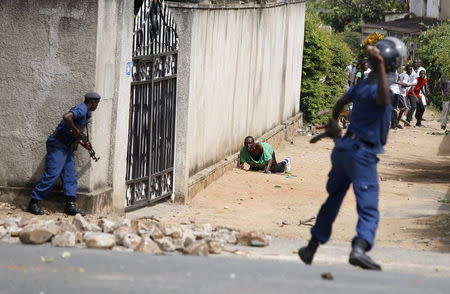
top-left (53, 131), bottom-right (75, 147)
top-left (344, 130), bottom-right (375, 148)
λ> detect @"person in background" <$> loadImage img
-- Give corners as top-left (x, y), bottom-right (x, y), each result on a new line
top-left (346, 61), bottom-right (357, 87)
top-left (390, 70), bottom-right (401, 129)
top-left (395, 64), bottom-right (416, 127)
top-left (407, 70), bottom-right (428, 127)
top-left (353, 60), bottom-right (371, 85)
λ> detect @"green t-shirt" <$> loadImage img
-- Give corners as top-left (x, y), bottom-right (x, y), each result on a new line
top-left (239, 142), bottom-right (273, 167)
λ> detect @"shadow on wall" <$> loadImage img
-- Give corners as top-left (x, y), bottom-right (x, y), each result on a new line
top-left (25, 156), bottom-right (91, 189)
top-left (9, 155), bottom-right (92, 210)
top-left (438, 135), bottom-right (450, 156)
top-left (25, 157), bottom-right (46, 188)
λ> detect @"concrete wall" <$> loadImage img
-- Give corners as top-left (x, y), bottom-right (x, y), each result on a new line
top-left (427, 0), bottom-right (440, 18)
top-left (410, 0), bottom-right (426, 17)
top-left (440, 0), bottom-right (450, 20)
top-left (92, 0), bottom-right (133, 212)
top-left (169, 1), bottom-right (305, 182)
top-left (0, 0), bottom-right (133, 213)
top-left (0, 0), bottom-right (98, 191)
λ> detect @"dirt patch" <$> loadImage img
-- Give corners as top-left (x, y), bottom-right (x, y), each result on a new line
top-left (166, 111), bottom-right (450, 252)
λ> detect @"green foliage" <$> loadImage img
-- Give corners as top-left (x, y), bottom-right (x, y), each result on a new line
top-left (301, 12), bottom-right (353, 124)
top-left (339, 31), bottom-right (362, 55)
top-left (416, 22), bottom-right (450, 107)
top-left (308, 0), bottom-right (408, 32)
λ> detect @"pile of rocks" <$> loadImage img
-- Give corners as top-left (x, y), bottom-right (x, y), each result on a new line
top-left (0, 214), bottom-right (270, 256)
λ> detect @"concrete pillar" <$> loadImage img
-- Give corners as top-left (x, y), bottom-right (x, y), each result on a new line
top-left (171, 9), bottom-right (194, 203)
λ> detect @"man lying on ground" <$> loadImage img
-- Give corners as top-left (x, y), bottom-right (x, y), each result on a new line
top-left (237, 136), bottom-right (290, 173)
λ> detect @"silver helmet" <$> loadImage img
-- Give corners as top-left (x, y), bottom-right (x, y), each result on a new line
top-left (374, 37), bottom-right (407, 73)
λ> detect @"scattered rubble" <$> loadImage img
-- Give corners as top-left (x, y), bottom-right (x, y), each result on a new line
top-left (0, 214), bottom-right (271, 256)
top-left (297, 125), bottom-right (323, 137)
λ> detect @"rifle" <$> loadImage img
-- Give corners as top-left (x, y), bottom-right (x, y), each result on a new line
top-left (82, 125), bottom-right (100, 162)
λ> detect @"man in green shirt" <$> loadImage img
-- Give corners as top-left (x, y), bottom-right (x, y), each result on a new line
top-left (238, 136), bottom-right (291, 173)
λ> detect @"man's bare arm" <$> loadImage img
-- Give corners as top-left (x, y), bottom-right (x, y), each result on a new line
top-left (264, 159), bottom-right (273, 173)
top-left (332, 94), bottom-right (351, 121)
top-left (366, 46), bottom-right (390, 106)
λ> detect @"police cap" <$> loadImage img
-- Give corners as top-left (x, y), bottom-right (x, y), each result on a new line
top-left (84, 92), bottom-right (101, 101)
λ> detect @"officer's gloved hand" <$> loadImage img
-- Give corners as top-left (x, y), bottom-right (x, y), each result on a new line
top-left (325, 118), bottom-right (342, 139)
top-left (310, 118), bottom-right (343, 144)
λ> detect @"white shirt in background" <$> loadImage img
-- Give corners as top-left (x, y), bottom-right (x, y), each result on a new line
top-left (398, 71), bottom-right (417, 96)
top-left (390, 71), bottom-right (400, 94)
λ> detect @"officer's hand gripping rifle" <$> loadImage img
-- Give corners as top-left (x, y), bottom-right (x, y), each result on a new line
top-left (81, 125), bottom-right (100, 162)
top-left (310, 118), bottom-right (343, 144)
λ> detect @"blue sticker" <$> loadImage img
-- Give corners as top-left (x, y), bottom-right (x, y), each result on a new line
top-left (125, 61), bottom-right (132, 76)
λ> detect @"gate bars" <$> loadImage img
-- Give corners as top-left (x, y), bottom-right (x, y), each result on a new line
top-left (125, 0), bottom-right (178, 211)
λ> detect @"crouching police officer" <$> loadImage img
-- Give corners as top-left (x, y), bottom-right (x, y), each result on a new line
top-left (298, 38), bottom-right (407, 271)
top-left (27, 92), bottom-right (101, 216)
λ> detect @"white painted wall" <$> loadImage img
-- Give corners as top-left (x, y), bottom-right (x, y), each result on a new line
top-left (185, 3), bottom-right (305, 176)
top-left (441, 0), bottom-right (450, 19)
top-left (427, 0), bottom-right (441, 18)
top-left (410, 0), bottom-right (426, 16)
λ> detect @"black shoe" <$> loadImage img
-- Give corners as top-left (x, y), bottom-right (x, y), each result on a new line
top-left (396, 124), bottom-right (403, 129)
top-left (349, 238), bottom-right (381, 271)
top-left (64, 198), bottom-right (86, 216)
top-left (298, 238), bottom-right (319, 265)
top-left (27, 198), bottom-right (44, 215)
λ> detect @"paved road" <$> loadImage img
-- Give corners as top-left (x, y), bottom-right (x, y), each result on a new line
top-left (1, 243), bottom-right (449, 294)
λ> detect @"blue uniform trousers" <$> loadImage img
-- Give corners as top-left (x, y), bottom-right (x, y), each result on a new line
top-left (311, 138), bottom-right (380, 250)
top-left (31, 135), bottom-right (77, 200)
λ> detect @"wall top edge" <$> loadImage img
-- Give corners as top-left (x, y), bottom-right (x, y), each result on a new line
top-left (166, 0), bottom-right (306, 10)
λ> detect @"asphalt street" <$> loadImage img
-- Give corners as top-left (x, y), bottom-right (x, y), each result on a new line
top-left (1, 243), bottom-right (449, 294)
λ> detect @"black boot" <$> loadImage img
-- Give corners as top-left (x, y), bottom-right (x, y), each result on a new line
top-left (349, 238), bottom-right (382, 270)
top-left (64, 198), bottom-right (86, 216)
top-left (298, 238), bottom-right (319, 265)
top-left (27, 198), bottom-right (44, 215)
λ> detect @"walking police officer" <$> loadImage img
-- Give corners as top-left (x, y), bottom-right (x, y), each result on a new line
top-left (298, 38), bottom-right (407, 270)
top-left (27, 92), bottom-right (101, 216)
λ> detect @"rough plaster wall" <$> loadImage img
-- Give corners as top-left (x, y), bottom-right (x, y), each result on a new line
top-left (186, 3), bottom-right (305, 176)
top-left (0, 0), bottom-right (98, 191)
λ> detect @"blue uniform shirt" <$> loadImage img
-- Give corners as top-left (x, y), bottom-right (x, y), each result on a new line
top-left (54, 103), bottom-right (91, 144)
top-left (346, 79), bottom-right (392, 154)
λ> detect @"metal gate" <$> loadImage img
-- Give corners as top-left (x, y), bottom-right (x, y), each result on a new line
top-left (125, 0), bottom-right (178, 211)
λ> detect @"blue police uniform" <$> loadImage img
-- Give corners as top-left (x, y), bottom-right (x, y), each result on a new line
top-left (31, 103), bottom-right (91, 201)
top-left (311, 79), bottom-right (392, 250)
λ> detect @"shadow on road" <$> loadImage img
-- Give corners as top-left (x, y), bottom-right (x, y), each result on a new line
top-left (437, 134), bottom-right (450, 156)
top-left (382, 158), bottom-right (450, 184)
top-left (408, 211), bottom-right (450, 253)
